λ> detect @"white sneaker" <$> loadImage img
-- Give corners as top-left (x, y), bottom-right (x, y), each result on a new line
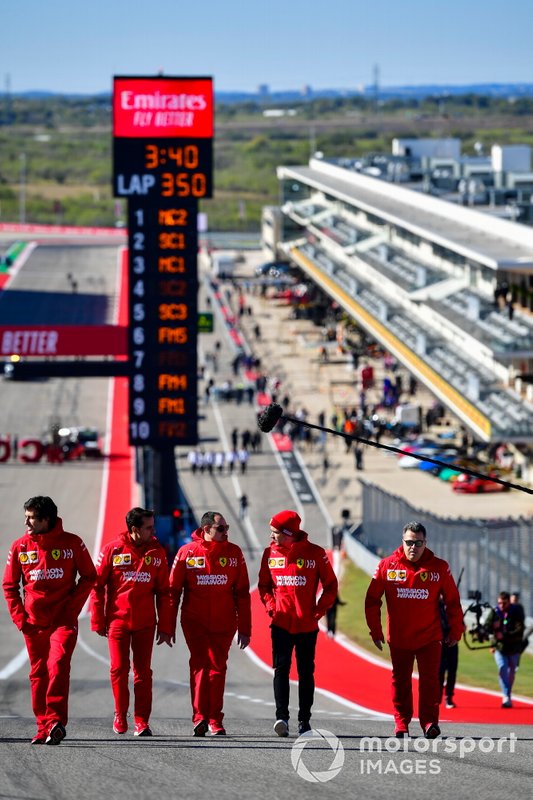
top-left (274, 719), bottom-right (289, 737)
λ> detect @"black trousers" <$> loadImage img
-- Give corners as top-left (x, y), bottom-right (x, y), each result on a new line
top-left (271, 624), bottom-right (318, 723)
top-left (439, 643), bottom-right (458, 700)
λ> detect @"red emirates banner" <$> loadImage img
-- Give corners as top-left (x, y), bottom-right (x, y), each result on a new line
top-left (0, 326), bottom-right (128, 357)
top-left (113, 76), bottom-right (214, 138)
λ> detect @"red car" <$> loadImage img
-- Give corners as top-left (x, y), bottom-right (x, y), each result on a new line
top-left (452, 472), bottom-right (509, 493)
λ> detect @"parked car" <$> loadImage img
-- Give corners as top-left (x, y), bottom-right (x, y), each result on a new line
top-left (255, 261), bottom-right (292, 278)
top-left (452, 472), bottom-right (509, 493)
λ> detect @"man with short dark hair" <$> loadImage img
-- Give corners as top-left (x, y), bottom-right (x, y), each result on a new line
top-left (3, 496), bottom-right (96, 745)
top-left (169, 510), bottom-right (251, 736)
top-left (365, 521), bottom-right (464, 739)
top-left (485, 591), bottom-right (525, 708)
top-left (90, 507), bottom-right (173, 737)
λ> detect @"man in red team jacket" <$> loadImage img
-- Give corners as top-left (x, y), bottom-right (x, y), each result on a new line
top-left (365, 521), bottom-right (464, 739)
top-left (258, 509), bottom-right (338, 738)
top-left (3, 496), bottom-right (96, 745)
top-left (90, 507), bottom-right (173, 737)
top-left (169, 510), bottom-right (251, 737)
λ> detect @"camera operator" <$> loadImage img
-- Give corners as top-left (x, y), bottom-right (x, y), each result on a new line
top-left (485, 591), bottom-right (525, 708)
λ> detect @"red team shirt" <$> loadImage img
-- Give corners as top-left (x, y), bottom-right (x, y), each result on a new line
top-left (258, 534), bottom-right (338, 634)
top-left (169, 530), bottom-right (251, 636)
top-left (3, 518), bottom-right (96, 630)
top-left (90, 531), bottom-right (172, 635)
top-left (365, 545), bottom-right (464, 648)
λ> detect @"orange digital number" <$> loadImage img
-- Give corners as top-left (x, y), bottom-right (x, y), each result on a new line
top-left (145, 144), bottom-right (159, 169)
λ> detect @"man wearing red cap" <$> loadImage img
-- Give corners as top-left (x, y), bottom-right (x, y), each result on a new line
top-left (365, 521), bottom-right (464, 739)
top-left (258, 509), bottom-right (338, 737)
top-left (169, 510), bottom-right (251, 736)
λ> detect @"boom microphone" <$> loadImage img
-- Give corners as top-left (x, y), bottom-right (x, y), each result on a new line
top-left (257, 403), bottom-right (284, 433)
top-left (256, 403), bottom-right (533, 495)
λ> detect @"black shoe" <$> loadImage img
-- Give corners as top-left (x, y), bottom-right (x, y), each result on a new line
top-left (273, 719), bottom-right (289, 737)
top-left (193, 719), bottom-right (208, 737)
top-left (395, 730), bottom-right (409, 738)
top-left (298, 721), bottom-right (311, 735)
top-left (424, 723), bottom-right (441, 740)
top-left (45, 722), bottom-right (66, 745)
top-left (210, 727), bottom-right (226, 736)
top-left (31, 735), bottom-right (46, 745)
top-left (134, 725), bottom-right (153, 737)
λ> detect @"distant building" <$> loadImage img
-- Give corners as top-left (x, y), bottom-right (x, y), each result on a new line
top-left (262, 142), bottom-right (533, 465)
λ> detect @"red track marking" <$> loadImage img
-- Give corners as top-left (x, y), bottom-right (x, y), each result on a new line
top-left (99, 248), bottom-right (134, 548)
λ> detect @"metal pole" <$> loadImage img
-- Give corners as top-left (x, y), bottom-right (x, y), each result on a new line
top-left (19, 153), bottom-right (26, 224)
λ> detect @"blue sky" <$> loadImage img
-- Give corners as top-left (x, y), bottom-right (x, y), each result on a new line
top-left (3, 0), bottom-right (533, 94)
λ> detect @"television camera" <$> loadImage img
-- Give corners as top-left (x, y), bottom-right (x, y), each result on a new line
top-left (463, 590), bottom-right (494, 650)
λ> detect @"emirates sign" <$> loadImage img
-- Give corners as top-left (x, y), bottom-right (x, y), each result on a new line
top-left (113, 76), bottom-right (214, 138)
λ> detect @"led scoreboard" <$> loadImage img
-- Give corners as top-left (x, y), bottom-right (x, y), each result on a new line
top-left (113, 75), bottom-right (213, 447)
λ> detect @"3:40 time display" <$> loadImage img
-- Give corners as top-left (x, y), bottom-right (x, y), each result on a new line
top-left (145, 144), bottom-right (199, 169)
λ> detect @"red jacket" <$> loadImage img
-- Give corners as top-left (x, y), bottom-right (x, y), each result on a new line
top-left (258, 533), bottom-right (338, 634)
top-left (2, 518), bottom-right (96, 630)
top-left (90, 531), bottom-right (172, 634)
top-left (169, 529), bottom-right (251, 636)
top-left (365, 545), bottom-right (465, 649)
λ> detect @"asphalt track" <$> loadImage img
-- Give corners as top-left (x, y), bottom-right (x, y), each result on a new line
top-left (0, 233), bottom-right (532, 799)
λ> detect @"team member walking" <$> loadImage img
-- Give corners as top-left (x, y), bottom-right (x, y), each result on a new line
top-left (365, 521), bottom-right (464, 739)
top-left (169, 511), bottom-right (251, 736)
top-left (3, 496), bottom-right (96, 745)
top-left (90, 507), bottom-right (173, 737)
top-left (258, 509), bottom-right (338, 737)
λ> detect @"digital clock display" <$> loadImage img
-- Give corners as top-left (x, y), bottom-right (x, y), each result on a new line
top-left (112, 75), bottom-right (213, 446)
top-left (113, 138), bottom-right (213, 199)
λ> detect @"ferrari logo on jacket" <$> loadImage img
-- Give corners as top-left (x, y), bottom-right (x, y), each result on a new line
top-left (52, 549), bottom-right (61, 561)
top-left (186, 556), bottom-right (205, 569)
top-left (296, 558), bottom-right (304, 569)
top-left (420, 571), bottom-right (428, 582)
top-left (144, 556), bottom-right (152, 565)
top-left (219, 557), bottom-right (227, 567)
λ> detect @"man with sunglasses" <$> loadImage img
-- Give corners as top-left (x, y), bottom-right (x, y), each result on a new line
top-left (169, 511), bottom-right (251, 736)
top-left (365, 521), bottom-right (464, 739)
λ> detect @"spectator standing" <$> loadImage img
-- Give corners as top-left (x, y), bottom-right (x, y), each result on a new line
top-left (258, 510), bottom-right (337, 737)
top-left (238, 448), bottom-right (249, 475)
top-left (326, 594), bottom-right (347, 638)
top-left (239, 494), bottom-right (249, 520)
top-left (169, 511), bottom-right (251, 736)
top-left (90, 508), bottom-right (173, 737)
top-left (365, 521), bottom-right (464, 738)
top-left (3, 496), bottom-right (96, 745)
top-left (439, 599), bottom-right (459, 709)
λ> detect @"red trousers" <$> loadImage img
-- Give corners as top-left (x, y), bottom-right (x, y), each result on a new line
top-left (182, 622), bottom-right (234, 728)
top-left (107, 623), bottom-right (155, 726)
top-left (24, 624), bottom-right (78, 735)
top-left (389, 640), bottom-right (442, 732)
